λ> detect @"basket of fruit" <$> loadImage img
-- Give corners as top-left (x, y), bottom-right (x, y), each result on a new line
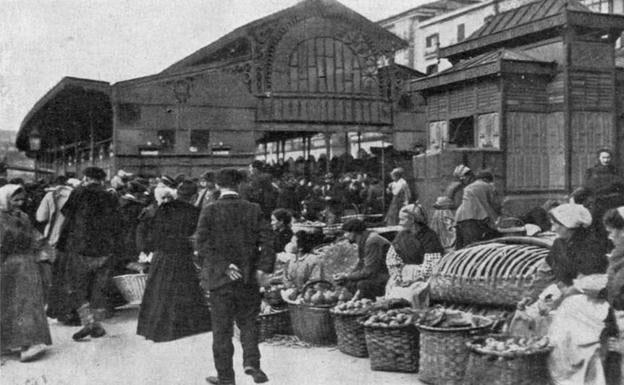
top-left (359, 307), bottom-right (421, 372)
top-left (415, 306), bottom-right (493, 385)
top-left (330, 298), bottom-right (375, 357)
top-left (464, 335), bottom-right (552, 385)
top-left (286, 280), bottom-right (339, 345)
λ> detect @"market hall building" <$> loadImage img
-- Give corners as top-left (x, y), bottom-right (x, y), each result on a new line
top-left (16, 0), bottom-right (411, 178)
top-left (408, 0), bottom-right (624, 213)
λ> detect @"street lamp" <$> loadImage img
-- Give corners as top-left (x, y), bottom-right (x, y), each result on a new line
top-left (29, 127), bottom-right (42, 151)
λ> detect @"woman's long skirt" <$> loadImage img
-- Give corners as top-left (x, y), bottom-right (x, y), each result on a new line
top-left (137, 250), bottom-right (211, 342)
top-left (1, 254), bottom-right (52, 351)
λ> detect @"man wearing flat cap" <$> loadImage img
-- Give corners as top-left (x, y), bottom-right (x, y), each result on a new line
top-left (334, 219), bottom-right (391, 299)
top-left (48, 166), bottom-right (121, 340)
top-left (196, 168), bottom-right (274, 385)
top-left (239, 161), bottom-right (277, 220)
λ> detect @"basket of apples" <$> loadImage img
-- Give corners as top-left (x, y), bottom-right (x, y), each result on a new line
top-left (464, 335), bottom-right (553, 385)
top-left (287, 280), bottom-right (339, 345)
top-left (330, 296), bottom-right (375, 357)
top-left (359, 307), bottom-right (421, 372)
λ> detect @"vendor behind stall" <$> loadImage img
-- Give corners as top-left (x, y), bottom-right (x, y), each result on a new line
top-left (282, 231), bottom-right (325, 289)
top-left (333, 219), bottom-right (390, 299)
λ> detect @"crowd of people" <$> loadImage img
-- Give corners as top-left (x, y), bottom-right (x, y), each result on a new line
top-left (1, 147), bottom-right (624, 384)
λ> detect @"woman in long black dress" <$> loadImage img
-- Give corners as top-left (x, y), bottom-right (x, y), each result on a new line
top-left (137, 185), bottom-right (211, 342)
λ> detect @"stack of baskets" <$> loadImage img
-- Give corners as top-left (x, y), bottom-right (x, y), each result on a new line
top-left (464, 335), bottom-right (553, 385)
top-left (287, 280), bottom-right (337, 345)
top-left (417, 316), bottom-right (492, 385)
top-left (360, 315), bottom-right (420, 372)
top-left (112, 273), bottom-right (148, 305)
top-left (330, 305), bottom-right (371, 357)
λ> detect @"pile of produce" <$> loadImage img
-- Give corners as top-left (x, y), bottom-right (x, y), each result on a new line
top-left (361, 308), bottom-right (418, 328)
top-left (314, 240), bottom-right (358, 279)
top-left (288, 282), bottom-right (339, 307)
top-left (415, 306), bottom-right (491, 329)
top-left (259, 300), bottom-right (285, 315)
top-left (471, 335), bottom-right (552, 356)
top-left (332, 298), bottom-right (374, 315)
top-left (262, 284), bottom-right (287, 308)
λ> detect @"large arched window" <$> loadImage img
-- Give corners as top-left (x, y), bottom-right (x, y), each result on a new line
top-left (285, 37), bottom-right (375, 94)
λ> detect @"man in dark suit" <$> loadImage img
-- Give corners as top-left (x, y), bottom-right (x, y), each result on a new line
top-left (196, 169), bottom-right (274, 385)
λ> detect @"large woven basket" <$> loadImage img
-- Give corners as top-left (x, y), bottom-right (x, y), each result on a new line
top-left (417, 318), bottom-right (492, 385)
top-left (429, 238), bottom-right (554, 307)
top-left (464, 336), bottom-right (553, 385)
top-left (287, 280), bottom-right (337, 345)
top-left (361, 320), bottom-right (420, 372)
top-left (257, 309), bottom-right (291, 342)
top-left (112, 274), bottom-right (147, 305)
top-left (330, 311), bottom-right (369, 357)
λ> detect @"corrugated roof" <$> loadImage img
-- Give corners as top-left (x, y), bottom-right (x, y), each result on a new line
top-left (409, 48), bottom-right (555, 91)
top-left (436, 48), bottom-right (550, 75)
top-left (468, 0), bottom-right (590, 40)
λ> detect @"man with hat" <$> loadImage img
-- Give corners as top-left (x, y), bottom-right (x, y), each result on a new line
top-left (239, 161), bottom-right (277, 220)
top-left (47, 167), bottom-right (121, 340)
top-left (196, 168), bottom-right (274, 385)
top-left (195, 171), bottom-right (219, 208)
top-left (334, 219), bottom-right (390, 299)
top-left (453, 165), bottom-right (501, 248)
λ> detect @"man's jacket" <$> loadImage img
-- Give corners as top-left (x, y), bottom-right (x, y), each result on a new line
top-left (196, 194), bottom-right (274, 290)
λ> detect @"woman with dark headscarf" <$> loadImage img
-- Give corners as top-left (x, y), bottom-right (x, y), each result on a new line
top-left (385, 203), bottom-right (444, 306)
top-left (0, 184), bottom-right (52, 362)
top-left (136, 185), bottom-right (211, 342)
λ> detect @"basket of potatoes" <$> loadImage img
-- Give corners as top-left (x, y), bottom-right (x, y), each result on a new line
top-left (464, 335), bottom-right (553, 385)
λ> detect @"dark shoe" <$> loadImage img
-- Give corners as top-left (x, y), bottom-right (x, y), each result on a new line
top-left (244, 367), bottom-right (268, 384)
top-left (89, 323), bottom-right (106, 338)
top-left (205, 376), bottom-right (235, 385)
top-left (72, 326), bottom-right (92, 341)
top-left (72, 324), bottom-right (106, 341)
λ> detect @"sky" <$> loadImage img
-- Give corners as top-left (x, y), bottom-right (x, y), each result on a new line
top-left (0, 0), bottom-right (428, 137)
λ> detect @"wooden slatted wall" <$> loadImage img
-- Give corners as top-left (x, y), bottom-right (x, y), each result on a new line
top-left (506, 112), bottom-right (565, 191)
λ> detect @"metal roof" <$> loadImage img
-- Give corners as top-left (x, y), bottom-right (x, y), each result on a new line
top-left (468, 0), bottom-right (589, 40)
top-left (439, 0), bottom-right (624, 60)
top-left (409, 48), bottom-right (556, 91)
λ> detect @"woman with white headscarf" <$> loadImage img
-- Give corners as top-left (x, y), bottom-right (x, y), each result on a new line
top-left (544, 203), bottom-right (610, 385)
top-left (385, 203), bottom-right (444, 307)
top-left (0, 184), bottom-right (52, 362)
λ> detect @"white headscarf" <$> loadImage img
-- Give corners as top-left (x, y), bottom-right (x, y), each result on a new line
top-left (550, 203), bottom-right (592, 229)
top-left (154, 185), bottom-right (176, 205)
top-left (0, 184), bottom-right (24, 212)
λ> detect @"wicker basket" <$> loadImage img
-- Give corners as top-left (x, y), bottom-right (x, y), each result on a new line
top-left (361, 319), bottom-right (420, 372)
top-left (417, 318), bottom-right (492, 385)
top-left (287, 280), bottom-right (337, 345)
top-left (330, 310), bottom-right (370, 357)
top-left (464, 336), bottom-right (553, 385)
top-left (429, 240), bottom-right (554, 307)
top-left (112, 274), bottom-right (147, 305)
top-left (257, 309), bottom-right (291, 342)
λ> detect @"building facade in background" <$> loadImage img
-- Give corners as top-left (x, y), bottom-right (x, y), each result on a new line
top-left (381, 0), bottom-right (624, 75)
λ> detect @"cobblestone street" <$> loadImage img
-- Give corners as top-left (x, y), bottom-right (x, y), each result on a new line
top-left (1, 308), bottom-right (422, 385)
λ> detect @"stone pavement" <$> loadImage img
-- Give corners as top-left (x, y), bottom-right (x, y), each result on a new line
top-left (1, 308), bottom-right (425, 385)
